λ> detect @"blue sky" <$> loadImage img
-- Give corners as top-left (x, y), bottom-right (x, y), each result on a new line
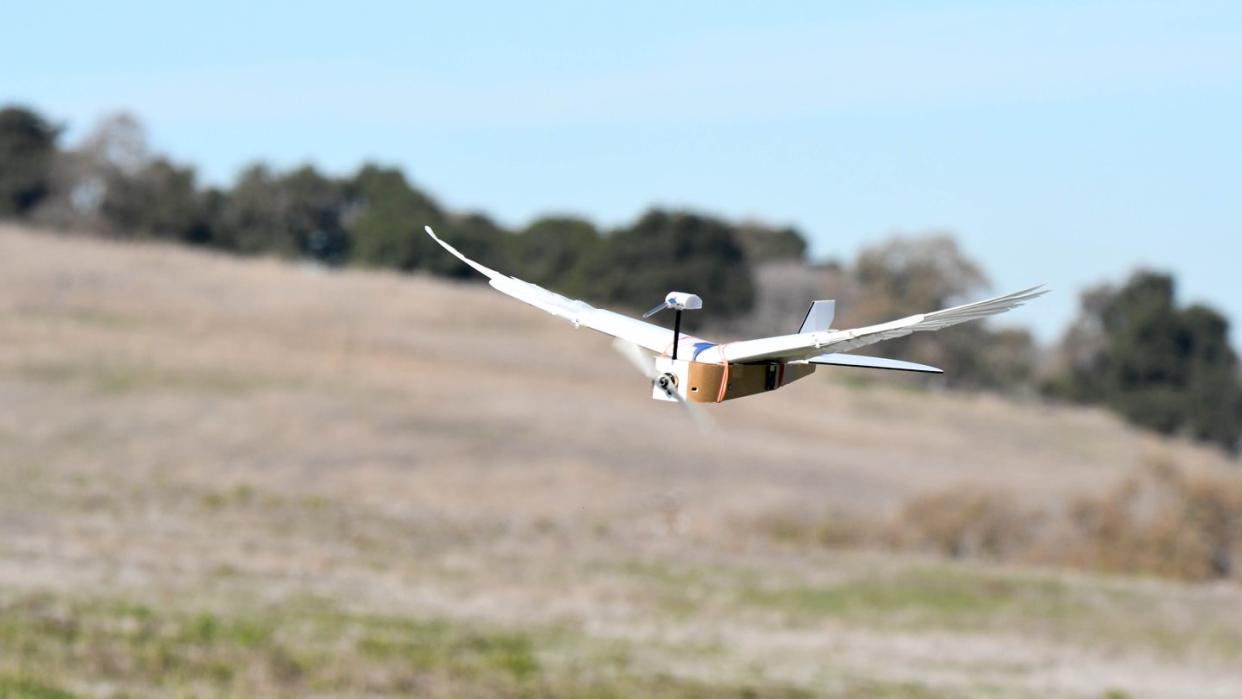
top-left (6, 1), bottom-right (1241, 342)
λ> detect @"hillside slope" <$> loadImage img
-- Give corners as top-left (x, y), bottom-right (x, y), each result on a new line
top-left (1, 224), bottom-right (1239, 698)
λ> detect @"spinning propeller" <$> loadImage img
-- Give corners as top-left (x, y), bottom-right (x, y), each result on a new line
top-left (611, 337), bottom-right (712, 433)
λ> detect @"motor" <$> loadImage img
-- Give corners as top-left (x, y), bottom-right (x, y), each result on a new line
top-left (655, 372), bottom-right (677, 396)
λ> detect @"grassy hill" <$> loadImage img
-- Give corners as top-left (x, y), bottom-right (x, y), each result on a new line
top-left (1, 224), bottom-right (1240, 698)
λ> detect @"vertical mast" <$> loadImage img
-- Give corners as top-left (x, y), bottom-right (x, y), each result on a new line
top-left (672, 309), bottom-right (683, 360)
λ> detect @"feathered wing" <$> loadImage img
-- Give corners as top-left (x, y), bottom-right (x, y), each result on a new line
top-left (423, 226), bottom-right (688, 353)
top-left (694, 285), bottom-right (1048, 365)
top-left (425, 224), bottom-right (1043, 368)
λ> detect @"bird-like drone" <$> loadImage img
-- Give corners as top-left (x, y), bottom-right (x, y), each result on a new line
top-left (425, 226), bottom-right (1045, 425)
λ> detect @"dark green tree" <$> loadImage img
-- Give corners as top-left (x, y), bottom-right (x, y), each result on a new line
top-left (573, 210), bottom-right (754, 321)
top-left (510, 216), bottom-right (600, 287)
top-left (343, 165), bottom-right (512, 277)
top-left (212, 165), bottom-right (288, 254)
top-left (213, 164), bottom-right (349, 263)
top-left (345, 164), bottom-right (447, 270)
top-left (437, 212), bottom-right (511, 278)
top-left (1052, 271), bottom-right (1242, 452)
top-left (0, 105), bottom-right (59, 217)
top-left (100, 158), bottom-right (209, 243)
top-left (1099, 272), bottom-right (1187, 433)
top-left (1180, 304), bottom-right (1242, 448)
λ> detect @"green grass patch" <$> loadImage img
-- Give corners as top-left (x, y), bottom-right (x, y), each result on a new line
top-left (828, 679), bottom-right (960, 699)
top-left (90, 364), bottom-right (291, 396)
top-left (0, 675), bottom-right (83, 699)
top-left (356, 620), bottom-right (541, 681)
top-left (0, 589), bottom-right (816, 698)
top-left (736, 564), bottom-right (1081, 629)
top-left (611, 558), bottom-right (1084, 632)
top-left (13, 359), bottom-right (296, 396)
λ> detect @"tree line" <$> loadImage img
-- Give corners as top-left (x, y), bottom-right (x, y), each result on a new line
top-left (0, 108), bottom-right (781, 322)
top-left (2, 105), bottom-right (1239, 452)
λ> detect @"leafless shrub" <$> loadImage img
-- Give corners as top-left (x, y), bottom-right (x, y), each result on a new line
top-left (891, 460), bottom-right (1242, 581)
top-left (1053, 458), bottom-right (1242, 580)
top-left (886, 487), bottom-right (1038, 560)
top-left (751, 457), bottom-right (1242, 582)
top-left (748, 508), bottom-right (878, 549)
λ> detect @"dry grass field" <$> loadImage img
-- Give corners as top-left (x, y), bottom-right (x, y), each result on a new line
top-left (2, 223), bottom-right (1241, 698)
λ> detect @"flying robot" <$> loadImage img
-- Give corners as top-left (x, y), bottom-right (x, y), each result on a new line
top-left (425, 226), bottom-right (1045, 423)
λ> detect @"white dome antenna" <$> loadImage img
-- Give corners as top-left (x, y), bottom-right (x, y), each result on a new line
top-left (642, 291), bottom-right (703, 359)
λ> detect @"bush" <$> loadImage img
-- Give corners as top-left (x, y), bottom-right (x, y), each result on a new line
top-left (751, 456), bottom-right (1242, 583)
top-left (886, 487), bottom-right (1036, 560)
top-left (1058, 458), bottom-right (1242, 580)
